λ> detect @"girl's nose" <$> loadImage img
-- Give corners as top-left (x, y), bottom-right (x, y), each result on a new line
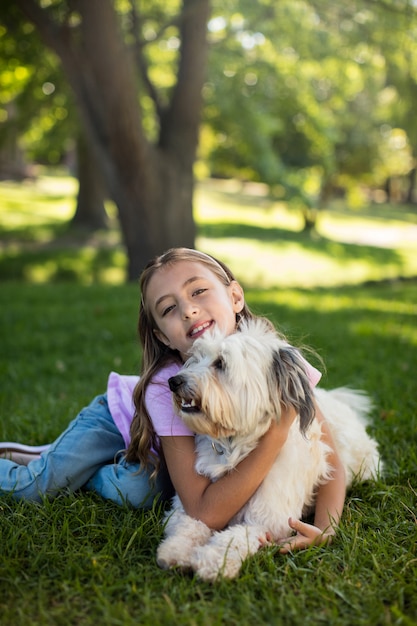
top-left (180, 301), bottom-right (198, 319)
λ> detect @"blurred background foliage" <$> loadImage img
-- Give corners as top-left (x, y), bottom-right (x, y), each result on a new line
top-left (0, 0), bottom-right (416, 280)
top-left (1, 1), bottom-right (415, 193)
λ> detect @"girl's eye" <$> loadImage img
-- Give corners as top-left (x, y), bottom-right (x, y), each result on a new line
top-left (193, 288), bottom-right (207, 297)
top-left (162, 304), bottom-right (175, 316)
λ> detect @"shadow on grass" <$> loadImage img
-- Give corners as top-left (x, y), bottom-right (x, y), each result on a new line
top-left (0, 219), bottom-right (70, 243)
top-left (325, 201), bottom-right (417, 224)
top-left (0, 246), bottom-right (125, 283)
top-left (0, 217), bottom-right (118, 244)
top-left (0, 205), bottom-right (410, 283)
top-left (198, 221), bottom-right (403, 267)
top-left (0, 215), bottom-right (124, 282)
top-left (202, 182), bottom-right (417, 223)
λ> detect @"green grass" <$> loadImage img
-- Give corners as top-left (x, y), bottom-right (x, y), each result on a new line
top-left (1, 172), bottom-right (417, 286)
top-left (0, 174), bottom-right (417, 625)
top-left (0, 173), bottom-right (124, 284)
top-left (195, 181), bottom-right (417, 289)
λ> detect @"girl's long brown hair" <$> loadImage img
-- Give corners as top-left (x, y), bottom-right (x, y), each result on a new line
top-left (125, 248), bottom-right (254, 478)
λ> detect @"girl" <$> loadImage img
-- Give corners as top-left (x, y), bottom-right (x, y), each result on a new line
top-left (1, 248), bottom-right (346, 552)
top-left (126, 247), bottom-right (345, 551)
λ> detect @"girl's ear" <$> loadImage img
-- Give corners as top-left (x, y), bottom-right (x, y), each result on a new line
top-left (153, 328), bottom-right (170, 346)
top-left (230, 280), bottom-right (245, 314)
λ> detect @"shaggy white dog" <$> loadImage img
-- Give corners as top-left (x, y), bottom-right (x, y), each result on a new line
top-left (156, 317), bottom-right (381, 581)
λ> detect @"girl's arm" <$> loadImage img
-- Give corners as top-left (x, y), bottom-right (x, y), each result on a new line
top-left (160, 405), bottom-right (297, 531)
top-left (278, 402), bottom-right (347, 552)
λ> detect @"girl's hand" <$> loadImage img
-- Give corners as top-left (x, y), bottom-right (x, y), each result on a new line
top-left (277, 517), bottom-right (335, 553)
top-left (160, 406), bottom-right (297, 531)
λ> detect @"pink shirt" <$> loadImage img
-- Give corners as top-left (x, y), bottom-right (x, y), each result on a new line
top-left (107, 358), bottom-right (321, 449)
top-left (107, 372), bottom-right (138, 448)
top-left (107, 365), bottom-right (193, 449)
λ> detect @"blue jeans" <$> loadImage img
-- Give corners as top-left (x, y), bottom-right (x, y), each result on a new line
top-left (0, 394), bottom-right (172, 507)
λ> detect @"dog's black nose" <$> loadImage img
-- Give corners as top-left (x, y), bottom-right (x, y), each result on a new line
top-left (168, 375), bottom-right (184, 392)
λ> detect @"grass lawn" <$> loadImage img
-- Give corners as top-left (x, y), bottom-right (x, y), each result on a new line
top-left (1, 172), bottom-right (417, 287)
top-left (0, 173), bottom-right (416, 625)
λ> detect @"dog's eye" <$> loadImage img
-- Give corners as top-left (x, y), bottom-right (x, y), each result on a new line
top-left (213, 357), bottom-right (225, 371)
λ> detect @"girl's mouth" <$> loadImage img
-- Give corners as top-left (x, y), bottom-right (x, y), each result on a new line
top-left (188, 320), bottom-right (213, 339)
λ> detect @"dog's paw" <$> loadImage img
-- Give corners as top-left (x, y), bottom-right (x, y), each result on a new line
top-left (156, 537), bottom-right (194, 571)
top-left (191, 546), bottom-right (242, 581)
top-left (157, 522), bottom-right (213, 571)
top-left (191, 525), bottom-right (268, 581)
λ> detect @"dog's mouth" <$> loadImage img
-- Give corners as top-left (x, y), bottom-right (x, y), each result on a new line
top-left (176, 395), bottom-right (201, 414)
top-left (173, 391), bottom-right (237, 438)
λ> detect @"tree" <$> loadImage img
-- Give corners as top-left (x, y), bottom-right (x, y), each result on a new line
top-left (0, 6), bottom-right (68, 178)
top-left (202, 0), bottom-right (417, 225)
top-left (13, 0), bottom-right (210, 280)
top-left (0, 6), bottom-right (110, 228)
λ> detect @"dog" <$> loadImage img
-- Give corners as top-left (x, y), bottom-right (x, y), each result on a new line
top-left (156, 317), bottom-right (381, 581)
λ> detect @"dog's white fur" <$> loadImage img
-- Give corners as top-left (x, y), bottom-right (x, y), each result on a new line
top-left (156, 318), bottom-right (381, 581)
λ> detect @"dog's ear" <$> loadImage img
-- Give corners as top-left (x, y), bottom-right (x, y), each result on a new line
top-left (271, 346), bottom-right (316, 435)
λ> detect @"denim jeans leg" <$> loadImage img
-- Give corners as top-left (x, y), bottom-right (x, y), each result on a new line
top-left (0, 394), bottom-right (125, 502)
top-left (85, 456), bottom-right (173, 508)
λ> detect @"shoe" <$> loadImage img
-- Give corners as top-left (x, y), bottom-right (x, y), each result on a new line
top-left (0, 442), bottom-right (51, 454)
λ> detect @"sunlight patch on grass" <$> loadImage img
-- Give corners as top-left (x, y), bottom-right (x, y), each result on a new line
top-left (1, 173), bottom-right (417, 286)
top-left (36, 173), bottom-right (78, 197)
top-left (320, 214), bottom-right (417, 248)
top-left (250, 286), bottom-right (417, 348)
top-left (0, 205), bottom-right (71, 228)
top-left (0, 177), bottom-right (76, 228)
top-left (195, 186), bottom-right (304, 232)
top-left (197, 237), bottom-right (331, 288)
top-left (97, 264), bottom-right (126, 284)
top-left (195, 179), bottom-right (417, 288)
top-left (351, 319), bottom-right (417, 345)
top-left (253, 287), bottom-right (417, 316)
top-left (22, 249), bottom-right (126, 284)
top-left (197, 236), bottom-right (414, 288)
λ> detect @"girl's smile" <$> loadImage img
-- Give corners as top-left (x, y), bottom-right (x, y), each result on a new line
top-left (188, 320), bottom-right (214, 339)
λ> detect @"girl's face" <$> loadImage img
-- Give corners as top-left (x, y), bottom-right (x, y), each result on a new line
top-left (146, 260), bottom-right (245, 361)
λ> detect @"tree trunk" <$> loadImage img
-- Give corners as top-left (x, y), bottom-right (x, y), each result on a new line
top-left (0, 103), bottom-right (29, 180)
top-left (405, 166), bottom-right (416, 205)
top-left (16, 0), bottom-right (210, 280)
top-left (71, 130), bottom-right (108, 230)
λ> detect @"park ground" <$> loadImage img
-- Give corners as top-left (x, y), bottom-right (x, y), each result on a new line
top-left (0, 173), bottom-right (416, 625)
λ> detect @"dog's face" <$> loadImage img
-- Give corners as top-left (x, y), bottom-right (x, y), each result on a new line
top-left (168, 318), bottom-right (315, 440)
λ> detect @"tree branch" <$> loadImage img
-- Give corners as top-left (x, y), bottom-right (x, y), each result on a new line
top-left (128, 1), bottom-right (165, 120)
top-left (14, 0), bottom-right (74, 60)
top-left (160, 0), bottom-right (211, 152)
